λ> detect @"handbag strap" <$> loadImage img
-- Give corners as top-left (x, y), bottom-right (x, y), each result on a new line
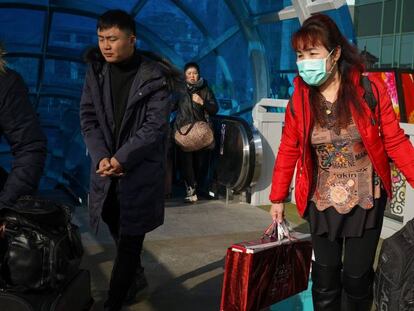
top-left (177, 93), bottom-right (199, 136)
top-left (177, 120), bottom-right (196, 136)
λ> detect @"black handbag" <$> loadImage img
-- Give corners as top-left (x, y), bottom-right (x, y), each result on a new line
top-left (0, 269), bottom-right (93, 311)
top-left (0, 197), bottom-right (84, 292)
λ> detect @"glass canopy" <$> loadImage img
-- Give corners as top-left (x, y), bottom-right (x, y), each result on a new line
top-left (0, 0), bottom-right (354, 200)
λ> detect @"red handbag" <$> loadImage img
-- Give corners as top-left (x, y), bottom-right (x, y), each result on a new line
top-left (220, 222), bottom-right (312, 311)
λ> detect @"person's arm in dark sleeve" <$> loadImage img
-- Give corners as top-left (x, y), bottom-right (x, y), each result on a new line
top-left (79, 70), bottom-right (111, 169)
top-left (202, 87), bottom-right (218, 116)
top-left (113, 85), bottom-right (171, 171)
top-left (0, 73), bottom-right (47, 204)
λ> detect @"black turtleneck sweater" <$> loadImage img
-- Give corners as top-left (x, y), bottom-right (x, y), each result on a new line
top-left (110, 53), bottom-right (140, 142)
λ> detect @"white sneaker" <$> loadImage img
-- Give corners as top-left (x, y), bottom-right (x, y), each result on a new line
top-left (184, 186), bottom-right (198, 203)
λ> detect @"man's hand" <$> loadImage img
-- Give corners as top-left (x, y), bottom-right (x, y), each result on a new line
top-left (192, 93), bottom-right (204, 105)
top-left (108, 157), bottom-right (124, 177)
top-left (96, 158), bottom-right (112, 177)
top-left (269, 202), bottom-right (285, 224)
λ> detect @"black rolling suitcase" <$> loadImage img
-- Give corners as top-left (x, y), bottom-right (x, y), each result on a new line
top-left (0, 269), bottom-right (93, 311)
top-left (374, 218), bottom-right (414, 310)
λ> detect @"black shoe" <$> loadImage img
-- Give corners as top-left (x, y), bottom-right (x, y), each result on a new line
top-left (184, 185), bottom-right (198, 203)
top-left (123, 270), bottom-right (149, 305)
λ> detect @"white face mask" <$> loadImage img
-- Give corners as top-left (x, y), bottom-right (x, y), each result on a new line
top-left (296, 49), bottom-right (335, 86)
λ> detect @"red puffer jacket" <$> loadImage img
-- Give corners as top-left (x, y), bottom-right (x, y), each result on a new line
top-left (269, 70), bottom-right (414, 216)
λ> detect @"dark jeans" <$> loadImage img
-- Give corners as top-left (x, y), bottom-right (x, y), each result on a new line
top-left (101, 181), bottom-right (145, 310)
top-left (178, 148), bottom-right (210, 189)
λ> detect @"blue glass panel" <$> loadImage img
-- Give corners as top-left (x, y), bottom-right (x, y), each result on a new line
top-left (217, 32), bottom-right (253, 112)
top-left (0, 9), bottom-right (44, 53)
top-left (0, 143), bottom-right (12, 172)
top-left (43, 59), bottom-right (86, 92)
top-left (257, 18), bottom-right (300, 77)
top-left (137, 39), bottom-right (151, 50)
top-left (37, 97), bottom-right (75, 125)
top-left (270, 71), bottom-right (296, 99)
top-left (245, 0), bottom-right (291, 14)
top-left (49, 13), bottom-right (97, 54)
top-left (180, 0), bottom-right (237, 38)
top-left (198, 53), bottom-right (234, 114)
top-left (4, 57), bottom-right (39, 93)
top-left (322, 6), bottom-right (356, 44)
top-left (137, 0), bottom-right (205, 60)
top-left (40, 125), bottom-right (64, 189)
top-left (101, 0), bottom-right (141, 11)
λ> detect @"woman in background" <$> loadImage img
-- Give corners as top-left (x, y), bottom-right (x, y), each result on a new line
top-left (175, 62), bottom-right (218, 203)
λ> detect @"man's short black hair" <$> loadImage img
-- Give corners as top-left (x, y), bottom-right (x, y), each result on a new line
top-left (97, 10), bottom-right (136, 36)
top-left (184, 62), bottom-right (200, 73)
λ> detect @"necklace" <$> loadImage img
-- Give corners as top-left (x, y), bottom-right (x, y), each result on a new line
top-left (325, 100), bottom-right (334, 115)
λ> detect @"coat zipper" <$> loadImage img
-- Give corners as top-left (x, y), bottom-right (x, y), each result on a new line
top-left (299, 93), bottom-right (306, 178)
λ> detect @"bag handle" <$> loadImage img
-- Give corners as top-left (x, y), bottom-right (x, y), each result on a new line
top-left (262, 219), bottom-right (294, 242)
top-left (177, 120), bottom-right (196, 136)
top-left (177, 92), bottom-right (197, 136)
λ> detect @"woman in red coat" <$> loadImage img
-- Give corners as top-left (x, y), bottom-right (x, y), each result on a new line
top-left (269, 14), bottom-right (414, 311)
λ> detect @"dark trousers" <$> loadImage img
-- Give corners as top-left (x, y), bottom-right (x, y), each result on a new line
top-left (101, 181), bottom-right (145, 310)
top-left (178, 148), bottom-right (210, 188)
top-left (312, 224), bottom-right (382, 276)
top-left (311, 221), bottom-right (383, 310)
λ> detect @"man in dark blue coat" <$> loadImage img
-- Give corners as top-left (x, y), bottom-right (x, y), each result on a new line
top-left (79, 10), bottom-right (172, 310)
top-left (0, 47), bottom-right (47, 206)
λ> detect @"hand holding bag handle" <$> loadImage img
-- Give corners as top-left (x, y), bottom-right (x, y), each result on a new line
top-left (262, 219), bottom-right (294, 241)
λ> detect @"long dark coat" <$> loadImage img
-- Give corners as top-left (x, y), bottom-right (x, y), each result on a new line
top-left (0, 69), bottom-right (47, 205)
top-left (80, 50), bottom-right (171, 235)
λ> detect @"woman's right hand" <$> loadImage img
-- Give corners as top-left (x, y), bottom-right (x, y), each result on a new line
top-left (192, 93), bottom-right (204, 105)
top-left (269, 202), bottom-right (285, 224)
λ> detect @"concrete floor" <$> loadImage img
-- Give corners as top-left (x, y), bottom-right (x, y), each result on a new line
top-left (75, 198), bottom-right (310, 311)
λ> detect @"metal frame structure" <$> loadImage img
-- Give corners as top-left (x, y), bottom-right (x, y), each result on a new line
top-left (0, 0), bottom-right (349, 107)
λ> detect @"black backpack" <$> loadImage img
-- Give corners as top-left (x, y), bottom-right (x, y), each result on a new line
top-left (374, 219), bottom-right (414, 310)
top-left (0, 197), bottom-right (83, 292)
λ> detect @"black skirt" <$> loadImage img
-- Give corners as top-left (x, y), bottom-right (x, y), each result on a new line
top-left (304, 190), bottom-right (387, 241)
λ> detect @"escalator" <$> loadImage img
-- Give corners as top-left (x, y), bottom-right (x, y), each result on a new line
top-left (208, 115), bottom-right (262, 197)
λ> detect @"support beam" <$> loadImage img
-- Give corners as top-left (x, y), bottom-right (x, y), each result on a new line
top-left (196, 25), bottom-right (239, 61)
top-left (136, 22), bottom-right (184, 67)
top-left (1, 0), bottom-right (185, 101)
top-left (35, 1), bottom-right (52, 109)
top-left (130, 0), bottom-right (148, 18)
top-left (169, 0), bottom-right (236, 103)
top-left (224, 0), bottom-right (269, 104)
top-left (252, 0), bottom-right (348, 25)
top-left (0, 1), bottom-right (185, 67)
top-left (290, 0), bottom-right (309, 24)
